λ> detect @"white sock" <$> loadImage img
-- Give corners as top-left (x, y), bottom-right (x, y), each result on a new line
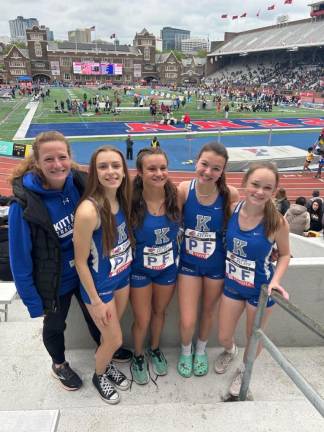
top-left (181, 343), bottom-right (192, 356)
top-left (195, 339), bottom-right (208, 355)
top-left (226, 344), bottom-right (236, 354)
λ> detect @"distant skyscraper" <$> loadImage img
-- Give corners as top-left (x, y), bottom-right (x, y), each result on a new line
top-left (9, 16), bottom-right (39, 42)
top-left (68, 29), bottom-right (92, 43)
top-left (46, 28), bottom-right (54, 41)
top-left (161, 27), bottom-right (190, 51)
top-left (181, 38), bottom-right (208, 54)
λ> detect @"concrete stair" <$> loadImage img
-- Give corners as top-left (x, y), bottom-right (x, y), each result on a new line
top-left (1, 318), bottom-right (324, 431)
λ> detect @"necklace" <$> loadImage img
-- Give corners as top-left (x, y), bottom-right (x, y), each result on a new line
top-left (148, 199), bottom-right (165, 215)
top-left (196, 186), bottom-right (217, 197)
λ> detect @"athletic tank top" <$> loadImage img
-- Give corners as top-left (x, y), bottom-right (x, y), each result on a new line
top-left (225, 201), bottom-right (274, 292)
top-left (132, 212), bottom-right (180, 272)
top-left (88, 207), bottom-right (132, 294)
top-left (180, 179), bottom-right (225, 267)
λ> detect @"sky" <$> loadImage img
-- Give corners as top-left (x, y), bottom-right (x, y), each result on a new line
top-left (1, 0), bottom-right (312, 44)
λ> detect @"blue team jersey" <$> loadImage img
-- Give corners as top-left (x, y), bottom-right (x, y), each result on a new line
top-left (132, 212), bottom-right (180, 275)
top-left (81, 209), bottom-right (132, 301)
top-left (180, 179), bottom-right (225, 268)
top-left (225, 201), bottom-right (274, 294)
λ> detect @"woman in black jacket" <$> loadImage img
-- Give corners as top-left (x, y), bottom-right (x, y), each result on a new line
top-left (308, 199), bottom-right (323, 232)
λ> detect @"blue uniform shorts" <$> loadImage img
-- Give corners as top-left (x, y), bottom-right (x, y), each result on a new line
top-left (130, 265), bottom-right (178, 288)
top-left (223, 284), bottom-right (275, 308)
top-left (81, 276), bottom-right (130, 304)
top-left (178, 259), bottom-right (225, 280)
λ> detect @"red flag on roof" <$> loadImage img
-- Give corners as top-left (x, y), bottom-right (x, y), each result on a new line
top-left (284, 0), bottom-right (293, 3)
top-left (240, 12), bottom-right (247, 18)
top-left (232, 15), bottom-right (238, 19)
top-left (221, 14), bottom-right (228, 18)
top-left (268, 4), bottom-right (275, 10)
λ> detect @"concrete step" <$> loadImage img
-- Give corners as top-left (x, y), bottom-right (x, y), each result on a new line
top-left (55, 400), bottom-right (324, 432)
top-left (1, 322), bottom-right (324, 408)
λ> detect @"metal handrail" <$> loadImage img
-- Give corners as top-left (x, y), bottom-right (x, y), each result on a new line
top-left (239, 284), bottom-right (324, 417)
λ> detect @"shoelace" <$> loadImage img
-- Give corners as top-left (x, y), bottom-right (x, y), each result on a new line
top-left (106, 363), bottom-right (128, 385)
top-left (129, 355), bottom-right (158, 390)
top-left (219, 351), bottom-right (234, 367)
top-left (151, 348), bottom-right (163, 362)
top-left (98, 374), bottom-right (116, 397)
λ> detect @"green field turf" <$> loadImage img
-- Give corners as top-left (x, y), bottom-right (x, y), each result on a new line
top-left (0, 86), bottom-right (323, 142)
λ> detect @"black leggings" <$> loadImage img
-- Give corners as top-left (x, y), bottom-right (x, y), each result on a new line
top-left (42, 286), bottom-right (100, 364)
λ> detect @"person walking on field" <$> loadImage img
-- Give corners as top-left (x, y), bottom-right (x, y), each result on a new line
top-left (150, 136), bottom-right (160, 148)
top-left (126, 135), bottom-right (134, 160)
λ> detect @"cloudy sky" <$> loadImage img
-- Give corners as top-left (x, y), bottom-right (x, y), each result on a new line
top-left (1, 0), bottom-right (311, 43)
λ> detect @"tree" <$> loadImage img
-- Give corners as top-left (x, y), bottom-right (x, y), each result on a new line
top-left (195, 49), bottom-right (207, 58)
top-left (4, 42), bottom-right (27, 54)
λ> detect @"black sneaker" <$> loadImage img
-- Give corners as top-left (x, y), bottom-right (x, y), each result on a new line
top-left (112, 347), bottom-right (133, 363)
top-left (105, 363), bottom-right (130, 390)
top-left (92, 372), bottom-right (120, 404)
top-left (51, 362), bottom-right (82, 391)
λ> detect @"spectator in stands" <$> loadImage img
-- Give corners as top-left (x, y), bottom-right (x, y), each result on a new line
top-left (224, 103), bottom-right (230, 119)
top-left (307, 190), bottom-right (323, 210)
top-left (8, 131), bottom-right (101, 391)
top-left (284, 197), bottom-right (310, 236)
top-left (308, 199), bottom-right (323, 233)
top-left (274, 188), bottom-right (290, 216)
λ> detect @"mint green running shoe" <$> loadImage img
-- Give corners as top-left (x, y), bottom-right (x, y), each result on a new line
top-left (177, 353), bottom-right (193, 378)
top-left (193, 352), bottom-right (209, 376)
top-left (130, 354), bottom-right (149, 385)
top-left (147, 347), bottom-right (168, 376)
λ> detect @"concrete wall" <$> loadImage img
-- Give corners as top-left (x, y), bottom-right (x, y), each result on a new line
top-left (66, 234), bottom-right (324, 349)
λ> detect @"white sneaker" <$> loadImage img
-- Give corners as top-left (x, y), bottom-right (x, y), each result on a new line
top-left (214, 345), bottom-right (238, 374)
top-left (229, 366), bottom-right (245, 397)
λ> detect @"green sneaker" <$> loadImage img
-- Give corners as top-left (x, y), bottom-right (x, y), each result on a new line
top-left (193, 352), bottom-right (209, 376)
top-left (130, 354), bottom-right (149, 385)
top-left (147, 347), bottom-right (168, 376)
top-left (177, 353), bottom-right (193, 378)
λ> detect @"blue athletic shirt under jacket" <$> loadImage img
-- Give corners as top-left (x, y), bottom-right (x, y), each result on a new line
top-left (80, 209), bottom-right (132, 303)
top-left (9, 172), bottom-right (81, 317)
top-left (180, 179), bottom-right (225, 267)
top-left (132, 212), bottom-right (180, 275)
top-left (225, 201), bottom-right (274, 295)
